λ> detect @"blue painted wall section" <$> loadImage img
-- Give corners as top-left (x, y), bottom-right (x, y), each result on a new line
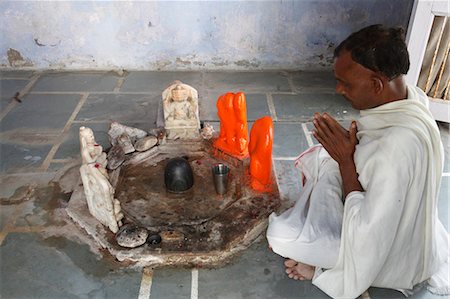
top-left (0, 0), bottom-right (413, 70)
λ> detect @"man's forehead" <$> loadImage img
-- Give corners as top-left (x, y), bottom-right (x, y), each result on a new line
top-left (334, 51), bottom-right (375, 78)
top-left (334, 51), bottom-right (355, 69)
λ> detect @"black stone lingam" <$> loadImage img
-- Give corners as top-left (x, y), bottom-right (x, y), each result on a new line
top-left (164, 157), bottom-right (194, 193)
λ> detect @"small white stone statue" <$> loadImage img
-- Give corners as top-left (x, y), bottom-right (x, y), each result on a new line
top-left (162, 80), bottom-right (200, 139)
top-left (200, 122), bottom-right (215, 140)
top-left (79, 126), bottom-right (108, 177)
top-left (79, 126), bottom-right (124, 233)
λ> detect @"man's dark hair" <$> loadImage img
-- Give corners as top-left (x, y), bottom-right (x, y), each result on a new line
top-left (334, 24), bottom-right (410, 80)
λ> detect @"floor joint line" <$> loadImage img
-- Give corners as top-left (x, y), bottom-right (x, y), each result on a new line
top-left (0, 203), bottom-right (26, 246)
top-left (191, 268), bottom-right (199, 299)
top-left (266, 93), bottom-right (278, 121)
top-left (40, 92), bottom-right (89, 171)
top-left (302, 123), bottom-right (315, 147)
top-left (286, 71), bottom-right (296, 92)
top-left (273, 157), bottom-right (297, 161)
top-left (114, 77), bottom-right (125, 92)
top-left (0, 73), bottom-right (41, 121)
top-left (138, 267), bottom-right (153, 299)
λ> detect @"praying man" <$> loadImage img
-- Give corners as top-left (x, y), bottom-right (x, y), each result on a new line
top-left (267, 24), bottom-right (449, 298)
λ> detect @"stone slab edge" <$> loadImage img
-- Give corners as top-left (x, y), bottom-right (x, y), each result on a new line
top-left (67, 178), bottom-right (269, 268)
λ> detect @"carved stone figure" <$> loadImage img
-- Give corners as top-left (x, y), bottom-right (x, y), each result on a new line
top-left (214, 92), bottom-right (249, 157)
top-left (249, 116), bottom-right (274, 192)
top-left (79, 126), bottom-right (123, 233)
top-left (162, 81), bottom-right (200, 139)
top-left (79, 126), bottom-right (108, 177)
top-left (80, 164), bottom-right (124, 233)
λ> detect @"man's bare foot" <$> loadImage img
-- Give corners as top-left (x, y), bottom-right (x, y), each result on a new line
top-left (284, 259), bottom-right (314, 281)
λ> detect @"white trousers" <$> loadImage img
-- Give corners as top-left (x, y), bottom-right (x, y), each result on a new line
top-left (266, 146), bottom-right (344, 269)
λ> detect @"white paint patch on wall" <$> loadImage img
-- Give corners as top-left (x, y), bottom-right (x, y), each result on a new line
top-left (0, 0), bottom-right (413, 70)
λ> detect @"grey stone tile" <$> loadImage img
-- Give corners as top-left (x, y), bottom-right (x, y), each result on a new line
top-left (0, 94), bottom-right (80, 132)
top-left (33, 72), bottom-right (119, 92)
top-left (0, 233), bottom-right (141, 299)
top-left (0, 70), bottom-right (36, 79)
top-left (366, 287), bottom-right (408, 298)
top-left (368, 286), bottom-right (445, 298)
top-left (200, 92), bottom-right (271, 122)
top-left (100, 268), bottom-right (143, 299)
top-left (204, 71), bottom-right (291, 93)
top-left (76, 93), bottom-right (159, 124)
top-left (198, 91), bottom-right (218, 121)
top-left (13, 182), bottom-right (73, 227)
top-left (0, 143), bottom-right (51, 173)
top-left (0, 79), bottom-right (29, 110)
top-left (48, 162), bottom-right (72, 172)
top-left (273, 93), bottom-right (358, 122)
top-left (0, 204), bottom-right (16, 230)
top-left (199, 238), bottom-right (329, 299)
top-left (273, 123), bottom-right (310, 158)
top-left (0, 172), bottom-right (55, 198)
top-left (150, 268), bottom-right (192, 299)
top-left (246, 94), bottom-right (272, 121)
top-left (120, 71), bottom-right (202, 93)
top-left (290, 71), bottom-right (336, 91)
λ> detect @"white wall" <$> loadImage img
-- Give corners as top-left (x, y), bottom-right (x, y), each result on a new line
top-left (0, 0), bottom-right (413, 70)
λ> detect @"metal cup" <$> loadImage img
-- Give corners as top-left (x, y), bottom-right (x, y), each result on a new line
top-left (212, 163), bottom-right (230, 195)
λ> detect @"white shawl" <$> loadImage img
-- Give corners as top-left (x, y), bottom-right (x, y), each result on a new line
top-left (313, 86), bottom-right (448, 298)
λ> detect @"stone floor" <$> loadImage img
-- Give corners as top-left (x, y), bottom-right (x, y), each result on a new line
top-left (0, 70), bottom-right (448, 299)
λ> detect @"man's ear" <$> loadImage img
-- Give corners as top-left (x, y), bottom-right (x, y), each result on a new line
top-left (371, 76), bottom-right (384, 94)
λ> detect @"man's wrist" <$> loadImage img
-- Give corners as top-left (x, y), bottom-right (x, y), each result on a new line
top-left (338, 157), bottom-right (363, 197)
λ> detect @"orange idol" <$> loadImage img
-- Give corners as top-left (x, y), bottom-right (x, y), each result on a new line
top-left (249, 116), bottom-right (273, 192)
top-left (214, 92), bottom-right (249, 158)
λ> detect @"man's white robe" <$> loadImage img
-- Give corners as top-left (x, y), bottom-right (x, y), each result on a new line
top-left (266, 86), bottom-right (449, 298)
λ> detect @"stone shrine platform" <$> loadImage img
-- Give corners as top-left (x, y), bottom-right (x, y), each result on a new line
top-left (67, 139), bottom-right (280, 267)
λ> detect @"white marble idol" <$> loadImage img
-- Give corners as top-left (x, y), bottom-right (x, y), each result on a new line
top-left (79, 126), bottom-right (123, 233)
top-left (162, 80), bottom-right (200, 139)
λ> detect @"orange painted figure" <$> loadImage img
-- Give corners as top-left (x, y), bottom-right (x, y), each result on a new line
top-left (249, 116), bottom-right (274, 192)
top-left (214, 92), bottom-right (249, 157)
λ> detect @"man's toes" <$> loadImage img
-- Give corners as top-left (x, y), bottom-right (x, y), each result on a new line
top-left (284, 259), bottom-right (298, 268)
top-left (286, 267), bottom-right (297, 276)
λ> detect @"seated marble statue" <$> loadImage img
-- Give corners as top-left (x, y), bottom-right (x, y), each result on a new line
top-left (266, 25), bottom-right (449, 298)
top-left (162, 81), bottom-right (200, 139)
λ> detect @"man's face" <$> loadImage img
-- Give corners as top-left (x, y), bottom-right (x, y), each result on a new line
top-left (333, 50), bottom-right (378, 110)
